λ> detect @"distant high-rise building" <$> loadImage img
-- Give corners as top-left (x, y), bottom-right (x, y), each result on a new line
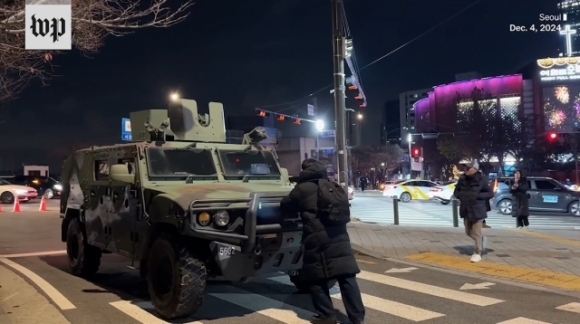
top-left (399, 89), bottom-right (430, 147)
top-left (380, 99), bottom-right (400, 145)
top-left (558, 1), bottom-right (580, 55)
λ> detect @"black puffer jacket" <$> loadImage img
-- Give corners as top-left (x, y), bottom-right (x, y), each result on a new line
top-left (510, 172), bottom-right (529, 217)
top-left (280, 161), bottom-right (359, 281)
top-left (453, 171), bottom-right (494, 220)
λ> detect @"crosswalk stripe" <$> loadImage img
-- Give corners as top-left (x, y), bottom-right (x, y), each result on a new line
top-left (556, 302), bottom-right (580, 313)
top-left (356, 270), bottom-right (504, 306)
top-left (496, 317), bottom-right (551, 324)
top-left (209, 285), bottom-right (313, 323)
top-left (109, 300), bottom-right (202, 324)
top-left (266, 275), bottom-right (445, 322)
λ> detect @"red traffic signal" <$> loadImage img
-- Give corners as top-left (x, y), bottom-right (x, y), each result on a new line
top-left (410, 145), bottom-right (421, 158)
top-left (256, 109), bottom-right (269, 117)
top-left (549, 132), bottom-right (557, 139)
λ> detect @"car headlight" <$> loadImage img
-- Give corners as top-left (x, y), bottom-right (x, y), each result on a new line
top-left (15, 189), bottom-right (28, 194)
top-left (214, 210), bottom-right (230, 227)
top-left (197, 212), bottom-right (211, 226)
top-left (53, 184), bottom-right (62, 191)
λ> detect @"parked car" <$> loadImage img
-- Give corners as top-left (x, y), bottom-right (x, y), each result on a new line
top-left (10, 175), bottom-right (62, 199)
top-left (492, 176), bottom-right (580, 216)
top-left (0, 179), bottom-right (38, 204)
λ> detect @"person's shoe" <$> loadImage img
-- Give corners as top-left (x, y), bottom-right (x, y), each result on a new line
top-left (483, 223), bottom-right (491, 228)
top-left (310, 315), bottom-right (337, 324)
top-left (470, 253), bottom-right (482, 263)
top-left (517, 226), bottom-right (523, 229)
top-left (524, 226), bottom-right (529, 229)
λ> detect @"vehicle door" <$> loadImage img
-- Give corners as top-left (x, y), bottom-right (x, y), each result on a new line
top-left (400, 181), bottom-right (422, 200)
top-left (531, 179), bottom-right (567, 211)
top-left (109, 149), bottom-right (140, 258)
top-left (415, 181), bottom-right (436, 200)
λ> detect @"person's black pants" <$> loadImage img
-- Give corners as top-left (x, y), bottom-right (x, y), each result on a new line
top-left (516, 216), bottom-right (529, 227)
top-left (308, 275), bottom-right (365, 323)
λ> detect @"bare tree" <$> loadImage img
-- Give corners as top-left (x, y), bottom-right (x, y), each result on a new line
top-left (0, 0), bottom-right (193, 100)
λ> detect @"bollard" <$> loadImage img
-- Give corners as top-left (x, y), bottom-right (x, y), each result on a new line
top-left (452, 198), bottom-right (459, 227)
top-left (391, 195), bottom-right (400, 225)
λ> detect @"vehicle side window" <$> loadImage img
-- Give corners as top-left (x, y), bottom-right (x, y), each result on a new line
top-left (418, 181), bottom-right (435, 187)
top-left (94, 160), bottom-right (110, 180)
top-left (534, 180), bottom-right (560, 190)
top-left (405, 181), bottom-right (417, 186)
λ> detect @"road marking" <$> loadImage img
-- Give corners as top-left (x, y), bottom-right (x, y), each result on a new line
top-left (496, 317), bottom-right (551, 324)
top-left (110, 300), bottom-right (202, 324)
top-left (503, 227), bottom-right (580, 247)
top-left (356, 259), bottom-right (376, 264)
top-left (209, 285), bottom-right (313, 324)
top-left (460, 282), bottom-right (495, 290)
top-left (356, 270), bottom-right (503, 306)
top-left (0, 250), bottom-right (67, 258)
top-left (385, 267), bottom-right (418, 274)
top-left (267, 274), bottom-right (445, 321)
top-left (406, 252), bottom-right (580, 291)
top-left (0, 257), bottom-right (75, 310)
top-left (556, 302), bottom-right (580, 313)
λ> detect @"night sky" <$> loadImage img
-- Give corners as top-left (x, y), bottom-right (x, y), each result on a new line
top-left (0, 0), bottom-right (564, 171)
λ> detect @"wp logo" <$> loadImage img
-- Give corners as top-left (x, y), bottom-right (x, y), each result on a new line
top-left (25, 0), bottom-right (71, 50)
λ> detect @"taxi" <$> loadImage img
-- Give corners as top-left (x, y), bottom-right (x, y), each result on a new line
top-left (427, 181), bottom-right (457, 204)
top-left (382, 179), bottom-right (439, 202)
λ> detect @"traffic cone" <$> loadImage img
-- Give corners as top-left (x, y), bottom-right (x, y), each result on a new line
top-left (39, 195), bottom-right (47, 212)
top-left (12, 196), bottom-right (21, 213)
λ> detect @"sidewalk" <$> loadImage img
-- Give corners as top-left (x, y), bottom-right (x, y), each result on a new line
top-left (347, 221), bottom-right (580, 292)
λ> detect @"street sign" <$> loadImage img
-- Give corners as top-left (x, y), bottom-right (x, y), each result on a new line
top-left (320, 130), bottom-right (335, 138)
top-left (121, 118), bottom-right (132, 141)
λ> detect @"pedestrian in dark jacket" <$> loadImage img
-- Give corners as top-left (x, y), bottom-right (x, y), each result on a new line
top-left (280, 158), bottom-right (365, 324)
top-left (510, 170), bottom-right (530, 228)
top-left (453, 160), bottom-right (494, 263)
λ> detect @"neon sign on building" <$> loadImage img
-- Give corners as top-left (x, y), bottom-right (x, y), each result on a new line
top-left (537, 56), bottom-right (580, 82)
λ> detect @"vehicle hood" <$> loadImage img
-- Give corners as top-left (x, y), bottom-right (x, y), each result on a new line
top-left (152, 182), bottom-right (293, 209)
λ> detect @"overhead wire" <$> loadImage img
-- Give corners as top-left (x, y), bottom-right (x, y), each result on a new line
top-left (260, 0), bottom-right (480, 113)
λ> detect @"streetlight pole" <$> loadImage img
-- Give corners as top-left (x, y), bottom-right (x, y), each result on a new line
top-left (331, 0), bottom-right (348, 189)
top-left (315, 119), bottom-right (325, 160)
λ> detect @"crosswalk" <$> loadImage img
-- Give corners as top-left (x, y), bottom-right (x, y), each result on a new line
top-left (105, 270), bottom-right (580, 324)
top-left (351, 196), bottom-right (580, 229)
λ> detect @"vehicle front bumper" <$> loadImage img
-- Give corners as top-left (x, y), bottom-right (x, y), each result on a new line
top-left (18, 192), bottom-right (38, 200)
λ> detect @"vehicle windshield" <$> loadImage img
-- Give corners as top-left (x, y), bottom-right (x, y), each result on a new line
top-left (0, 180), bottom-right (9, 185)
top-left (218, 149), bottom-right (281, 179)
top-left (146, 147), bottom-right (217, 179)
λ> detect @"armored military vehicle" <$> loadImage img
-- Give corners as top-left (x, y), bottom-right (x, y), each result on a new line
top-left (59, 99), bottom-right (333, 319)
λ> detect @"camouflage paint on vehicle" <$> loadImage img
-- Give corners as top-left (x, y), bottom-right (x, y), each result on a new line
top-left (60, 99), bottom-right (302, 282)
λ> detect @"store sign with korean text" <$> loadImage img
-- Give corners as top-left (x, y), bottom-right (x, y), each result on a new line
top-left (537, 56), bottom-right (580, 82)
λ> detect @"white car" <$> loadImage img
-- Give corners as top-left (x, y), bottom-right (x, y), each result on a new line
top-left (382, 179), bottom-right (439, 202)
top-left (0, 179), bottom-right (38, 204)
top-left (427, 181), bottom-right (457, 204)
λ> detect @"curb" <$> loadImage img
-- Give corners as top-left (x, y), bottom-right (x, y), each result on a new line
top-left (351, 243), bottom-right (387, 259)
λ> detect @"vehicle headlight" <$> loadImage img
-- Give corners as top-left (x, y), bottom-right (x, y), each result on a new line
top-left (197, 212), bottom-right (211, 226)
top-left (213, 210), bottom-right (230, 227)
top-left (53, 184), bottom-right (62, 191)
top-left (15, 189), bottom-right (28, 194)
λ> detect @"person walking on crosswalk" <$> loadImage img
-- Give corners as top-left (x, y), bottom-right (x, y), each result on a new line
top-left (510, 170), bottom-right (530, 228)
top-left (280, 158), bottom-right (366, 324)
top-left (453, 160), bottom-right (494, 263)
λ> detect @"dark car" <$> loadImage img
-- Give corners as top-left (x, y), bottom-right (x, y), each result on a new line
top-left (491, 176), bottom-right (580, 216)
top-left (10, 175), bottom-right (62, 199)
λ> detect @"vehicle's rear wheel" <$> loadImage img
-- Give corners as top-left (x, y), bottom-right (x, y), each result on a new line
top-left (289, 271), bottom-right (337, 293)
top-left (0, 191), bottom-right (14, 204)
top-left (66, 218), bottom-right (102, 277)
top-left (569, 201), bottom-right (580, 217)
top-left (399, 192), bottom-right (412, 203)
top-left (440, 200), bottom-right (450, 205)
top-left (498, 199), bottom-right (512, 215)
top-left (148, 236), bottom-right (207, 320)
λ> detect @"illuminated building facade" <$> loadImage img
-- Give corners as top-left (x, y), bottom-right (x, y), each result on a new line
top-left (558, 1), bottom-right (580, 55)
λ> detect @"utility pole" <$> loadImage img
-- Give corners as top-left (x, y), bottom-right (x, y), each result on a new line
top-left (331, 0), bottom-right (348, 188)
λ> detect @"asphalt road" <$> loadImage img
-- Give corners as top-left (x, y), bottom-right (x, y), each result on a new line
top-left (1, 209), bottom-right (580, 323)
top-left (351, 191), bottom-right (580, 229)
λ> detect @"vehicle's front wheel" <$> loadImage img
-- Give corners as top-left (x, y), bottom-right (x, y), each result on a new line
top-left (0, 191), bottom-right (14, 204)
top-left (569, 201), bottom-right (580, 217)
top-left (147, 236), bottom-right (207, 320)
top-left (399, 192), bottom-right (412, 203)
top-left (66, 218), bottom-right (102, 277)
top-left (498, 199), bottom-right (512, 215)
top-left (289, 271), bottom-right (337, 293)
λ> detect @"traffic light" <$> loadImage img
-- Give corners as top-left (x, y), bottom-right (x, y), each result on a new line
top-left (410, 145), bottom-right (421, 158)
top-left (346, 75), bottom-right (367, 108)
top-left (256, 109), bottom-right (269, 117)
top-left (548, 132), bottom-right (558, 140)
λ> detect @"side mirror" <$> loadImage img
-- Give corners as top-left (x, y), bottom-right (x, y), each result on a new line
top-left (109, 164), bottom-right (135, 184)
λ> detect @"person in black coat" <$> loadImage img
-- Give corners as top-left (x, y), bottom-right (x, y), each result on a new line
top-left (510, 170), bottom-right (530, 228)
top-left (280, 159), bottom-right (365, 324)
top-left (453, 160), bottom-right (494, 263)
